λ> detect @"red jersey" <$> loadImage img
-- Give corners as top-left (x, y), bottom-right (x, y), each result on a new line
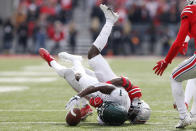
top-left (165, 5), bottom-right (196, 64)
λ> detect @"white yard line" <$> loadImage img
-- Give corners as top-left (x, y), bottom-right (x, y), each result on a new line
top-left (0, 121), bottom-right (174, 126)
top-left (0, 122), bottom-right (66, 124)
top-left (0, 109), bottom-right (175, 113)
top-left (0, 71), bottom-right (56, 76)
top-left (0, 110), bottom-right (65, 112)
top-left (0, 77), bottom-right (57, 83)
top-left (0, 86), bottom-right (29, 92)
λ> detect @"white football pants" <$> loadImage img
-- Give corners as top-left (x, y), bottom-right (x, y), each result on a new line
top-left (170, 53), bottom-right (196, 119)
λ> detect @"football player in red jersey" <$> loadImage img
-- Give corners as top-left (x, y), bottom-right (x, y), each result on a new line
top-left (153, 0), bottom-right (196, 128)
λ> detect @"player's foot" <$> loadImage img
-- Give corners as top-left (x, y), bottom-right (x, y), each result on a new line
top-left (58, 52), bottom-right (82, 62)
top-left (100, 4), bottom-right (119, 24)
top-left (39, 48), bottom-right (54, 66)
top-left (175, 114), bottom-right (191, 128)
top-left (80, 105), bottom-right (93, 120)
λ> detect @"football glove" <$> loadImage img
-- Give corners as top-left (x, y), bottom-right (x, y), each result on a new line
top-left (128, 86), bottom-right (142, 101)
top-left (179, 42), bottom-right (188, 55)
top-left (153, 59), bottom-right (168, 76)
top-left (65, 95), bottom-right (80, 110)
top-left (89, 97), bottom-right (103, 108)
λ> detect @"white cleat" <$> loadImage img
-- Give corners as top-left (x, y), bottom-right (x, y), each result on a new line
top-left (100, 4), bottom-right (119, 24)
top-left (58, 52), bottom-right (82, 62)
top-left (175, 114), bottom-right (191, 128)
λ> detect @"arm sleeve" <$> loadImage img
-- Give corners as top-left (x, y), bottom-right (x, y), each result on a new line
top-left (165, 18), bottom-right (190, 64)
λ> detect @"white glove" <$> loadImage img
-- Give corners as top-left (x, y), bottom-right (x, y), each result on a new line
top-left (65, 95), bottom-right (80, 110)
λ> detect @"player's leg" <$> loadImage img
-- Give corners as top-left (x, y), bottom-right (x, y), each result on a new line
top-left (58, 52), bottom-right (101, 119)
top-left (170, 54), bottom-right (196, 128)
top-left (39, 48), bottom-right (93, 119)
top-left (185, 79), bottom-right (196, 106)
top-left (39, 48), bottom-right (67, 78)
top-left (88, 4), bottom-right (119, 82)
top-left (190, 92), bottom-right (196, 122)
top-left (186, 79), bottom-right (196, 122)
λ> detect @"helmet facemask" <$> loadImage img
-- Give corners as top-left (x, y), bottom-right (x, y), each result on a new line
top-left (128, 100), bottom-right (151, 124)
top-left (187, 0), bottom-right (196, 5)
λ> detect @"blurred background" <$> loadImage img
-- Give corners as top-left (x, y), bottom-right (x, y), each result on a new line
top-left (0, 0), bottom-right (194, 56)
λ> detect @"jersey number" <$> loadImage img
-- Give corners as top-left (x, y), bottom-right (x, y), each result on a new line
top-left (120, 90), bottom-right (122, 96)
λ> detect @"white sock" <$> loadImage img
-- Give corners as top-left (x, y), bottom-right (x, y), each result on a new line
top-left (93, 21), bottom-right (113, 52)
top-left (50, 60), bottom-right (67, 78)
top-left (171, 78), bottom-right (187, 119)
top-left (185, 79), bottom-right (195, 105)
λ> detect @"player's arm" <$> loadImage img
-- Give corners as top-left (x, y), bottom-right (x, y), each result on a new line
top-left (153, 16), bottom-right (190, 76)
top-left (78, 85), bottom-right (115, 97)
top-left (179, 34), bottom-right (191, 55)
top-left (107, 77), bottom-right (142, 100)
top-left (107, 77), bottom-right (132, 91)
top-left (65, 84), bottom-right (115, 110)
top-left (165, 18), bottom-right (190, 64)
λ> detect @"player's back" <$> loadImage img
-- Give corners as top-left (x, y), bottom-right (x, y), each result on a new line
top-left (181, 5), bottom-right (196, 39)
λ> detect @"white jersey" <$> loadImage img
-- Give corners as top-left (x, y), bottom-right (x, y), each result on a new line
top-left (63, 60), bottom-right (131, 112)
top-left (89, 83), bottom-right (131, 112)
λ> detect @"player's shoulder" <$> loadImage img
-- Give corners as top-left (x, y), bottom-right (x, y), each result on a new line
top-left (181, 5), bottom-right (196, 18)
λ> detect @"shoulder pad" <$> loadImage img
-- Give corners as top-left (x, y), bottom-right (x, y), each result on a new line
top-left (181, 5), bottom-right (193, 19)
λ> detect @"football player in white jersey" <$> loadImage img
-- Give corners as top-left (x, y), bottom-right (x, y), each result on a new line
top-left (39, 4), bottom-right (150, 125)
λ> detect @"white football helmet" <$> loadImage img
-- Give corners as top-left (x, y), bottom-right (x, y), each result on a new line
top-left (187, 0), bottom-right (196, 5)
top-left (128, 100), bottom-right (151, 124)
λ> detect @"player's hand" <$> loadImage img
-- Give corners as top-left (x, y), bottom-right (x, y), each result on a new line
top-left (179, 42), bottom-right (188, 55)
top-left (153, 59), bottom-right (168, 76)
top-left (89, 97), bottom-right (103, 108)
top-left (65, 95), bottom-right (80, 110)
top-left (128, 86), bottom-right (142, 100)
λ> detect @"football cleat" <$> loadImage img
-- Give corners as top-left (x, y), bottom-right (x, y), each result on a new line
top-left (99, 4), bottom-right (119, 24)
top-left (80, 105), bottom-right (93, 120)
top-left (58, 52), bottom-right (82, 62)
top-left (176, 114), bottom-right (191, 128)
top-left (39, 48), bottom-right (54, 66)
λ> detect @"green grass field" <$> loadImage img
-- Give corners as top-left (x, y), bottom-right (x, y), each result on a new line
top-left (0, 56), bottom-right (195, 131)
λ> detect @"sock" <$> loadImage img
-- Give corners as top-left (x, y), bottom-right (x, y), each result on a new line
top-left (93, 21), bottom-right (113, 52)
top-left (171, 78), bottom-right (187, 119)
top-left (50, 60), bottom-right (67, 77)
top-left (185, 79), bottom-right (195, 105)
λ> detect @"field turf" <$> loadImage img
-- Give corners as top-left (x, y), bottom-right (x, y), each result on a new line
top-left (0, 56), bottom-right (195, 131)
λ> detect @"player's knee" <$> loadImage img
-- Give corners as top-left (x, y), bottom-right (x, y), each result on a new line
top-left (170, 74), bottom-right (182, 83)
top-left (75, 73), bottom-right (82, 81)
top-left (170, 74), bottom-right (177, 82)
top-left (88, 45), bottom-right (100, 59)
